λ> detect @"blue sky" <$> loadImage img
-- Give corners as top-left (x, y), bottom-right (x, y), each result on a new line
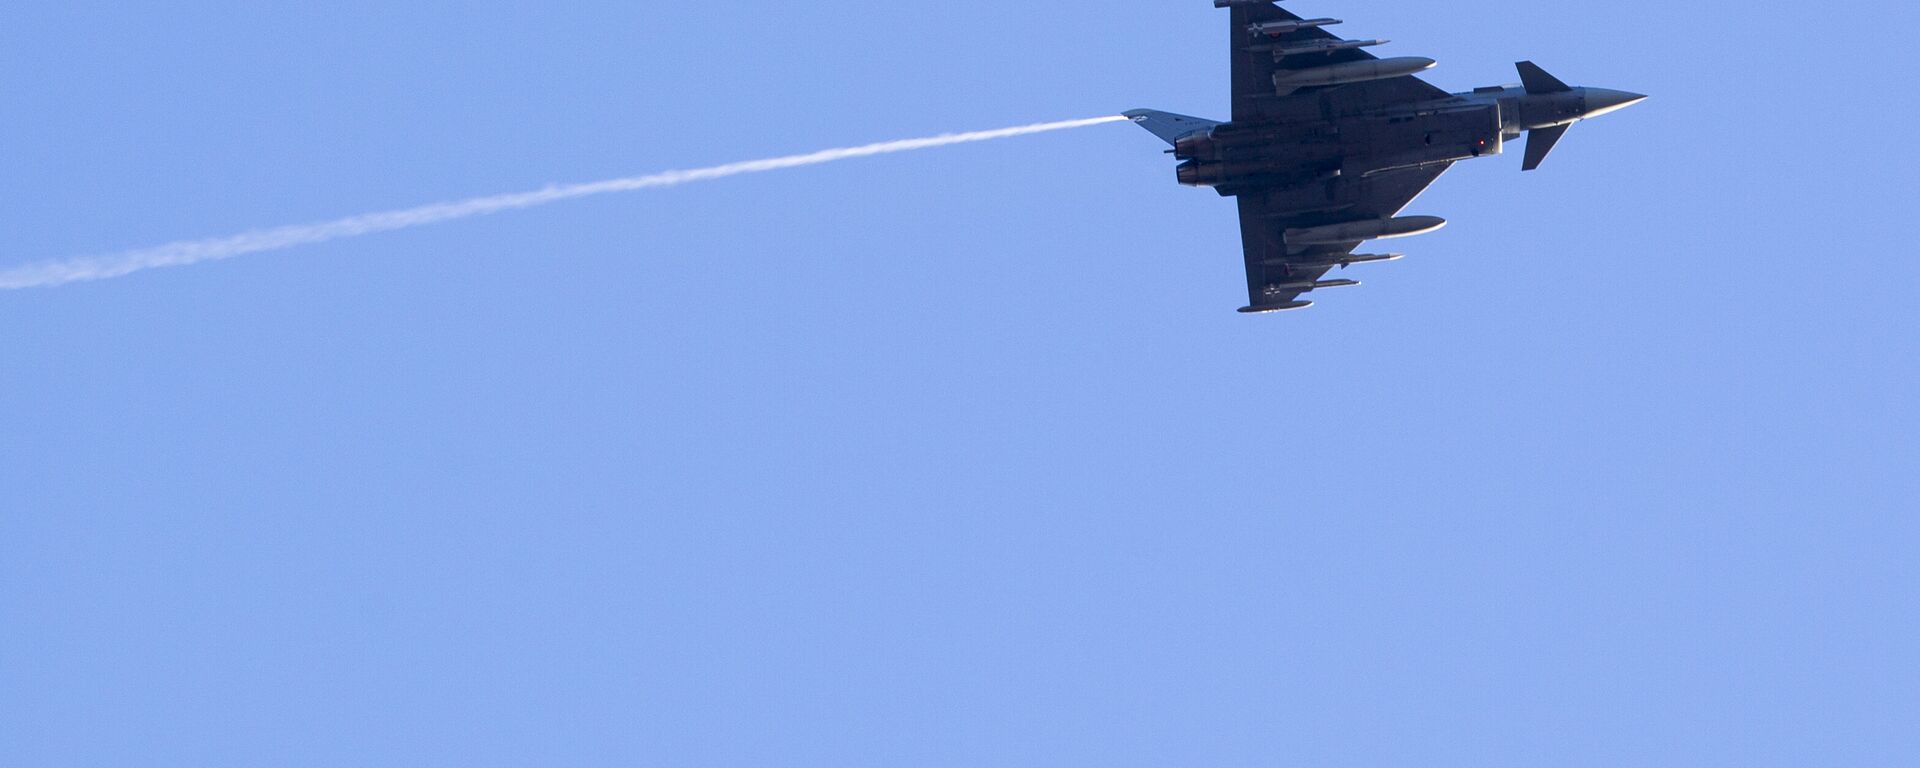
top-left (3, 1), bottom-right (1916, 765)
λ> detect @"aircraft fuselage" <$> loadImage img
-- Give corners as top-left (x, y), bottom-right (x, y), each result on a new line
top-left (1172, 84), bottom-right (1645, 194)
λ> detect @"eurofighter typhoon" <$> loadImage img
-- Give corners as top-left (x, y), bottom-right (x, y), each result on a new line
top-left (1128, 0), bottom-right (1644, 313)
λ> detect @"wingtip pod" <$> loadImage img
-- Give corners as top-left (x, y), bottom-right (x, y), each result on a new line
top-left (1239, 300), bottom-right (1314, 314)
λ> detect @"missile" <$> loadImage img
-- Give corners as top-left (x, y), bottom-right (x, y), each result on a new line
top-left (1284, 216), bottom-right (1446, 246)
top-left (1215, 0), bottom-right (1282, 8)
top-left (1238, 300), bottom-right (1314, 315)
top-left (1269, 279), bottom-right (1361, 292)
top-left (1247, 18), bottom-right (1343, 37)
top-left (1273, 57), bottom-right (1436, 91)
top-left (1260, 253), bottom-right (1403, 268)
top-left (1267, 39), bottom-right (1388, 58)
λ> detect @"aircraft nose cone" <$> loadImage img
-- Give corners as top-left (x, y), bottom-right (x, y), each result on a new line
top-left (1584, 88), bottom-right (1648, 119)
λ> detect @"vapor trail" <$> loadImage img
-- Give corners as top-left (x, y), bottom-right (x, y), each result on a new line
top-left (1, 115), bottom-right (1129, 290)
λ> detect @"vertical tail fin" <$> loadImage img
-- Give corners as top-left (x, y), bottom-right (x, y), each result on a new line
top-left (1123, 109), bottom-right (1224, 146)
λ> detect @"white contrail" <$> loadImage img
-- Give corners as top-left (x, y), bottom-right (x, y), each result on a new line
top-left (1, 115), bottom-right (1129, 290)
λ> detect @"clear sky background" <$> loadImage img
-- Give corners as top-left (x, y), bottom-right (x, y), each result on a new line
top-left (3, 1), bottom-right (1916, 765)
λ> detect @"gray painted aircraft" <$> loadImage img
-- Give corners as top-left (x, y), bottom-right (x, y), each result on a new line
top-left (1128, 0), bottom-right (1645, 313)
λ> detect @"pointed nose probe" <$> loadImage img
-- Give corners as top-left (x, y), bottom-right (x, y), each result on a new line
top-left (1584, 89), bottom-right (1648, 119)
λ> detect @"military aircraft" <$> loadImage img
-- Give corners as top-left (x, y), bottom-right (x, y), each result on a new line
top-left (1128, 0), bottom-right (1645, 313)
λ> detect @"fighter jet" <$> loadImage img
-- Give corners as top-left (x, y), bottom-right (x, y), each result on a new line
top-left (1128, 0), bottom-right (1645, 313)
